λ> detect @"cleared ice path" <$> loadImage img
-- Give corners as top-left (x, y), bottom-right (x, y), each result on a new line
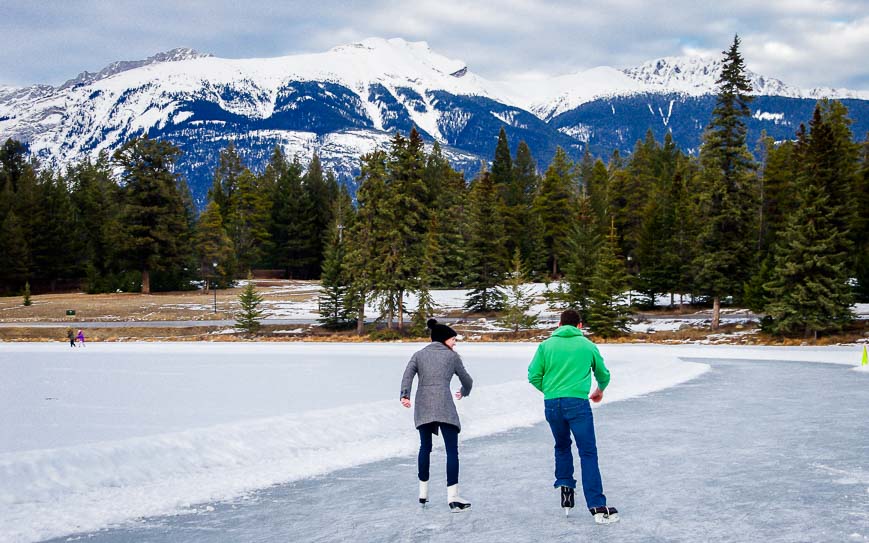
top-left (46, 357), bottom-right (869, 543)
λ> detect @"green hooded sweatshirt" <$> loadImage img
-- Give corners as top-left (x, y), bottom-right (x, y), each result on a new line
top-left (528, 325), bottom-right (610, 400)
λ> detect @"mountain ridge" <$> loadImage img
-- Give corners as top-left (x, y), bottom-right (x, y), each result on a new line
top-left (1, 39), bottom-right (867, 209)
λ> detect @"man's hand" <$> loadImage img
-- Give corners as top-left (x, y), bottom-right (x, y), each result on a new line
top-left (454, 390), bottom-right (463, 400)
top-left (401, 397), bottom-right (411, 408)
top-left (589, 387), bottom-right (603, 403)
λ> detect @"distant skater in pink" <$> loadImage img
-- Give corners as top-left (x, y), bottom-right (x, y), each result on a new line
top-left (76, 329), bottom-right (85, 347)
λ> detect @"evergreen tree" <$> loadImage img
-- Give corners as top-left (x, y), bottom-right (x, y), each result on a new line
top-left (513, 141), bottom-right (545, 275)
top-left (113, 136), bottom-right (193, 293)
top-left (0, 210), bottom-right (30, 289)
top-left (855, 133), bottom-right (869, 301)
top-left (268, 154), bottom-right (309, 277)
top-left (228, 169), bottom-right (271, 273)
top-left (23, 281), bottom-right (31, 306)
top-left (194, 201), bottom-right (235, 287)
top-left (765, 105), bottom-right (855, 337)
top-left (693, 35), bottom-right (758, 328)
top-left (302, 152), bottom-right (333, 277)
top-left (756, 135), bottom-right (799, 257)
top-left (68, 156), bottom-right (125, 293)
top-left (31, 171), bottom-right (79, 290)
top-left (671, 155), bottom-right (700, 307)
top-left (422, 142), bottom-right (468, 287)
top-left (612, 130), bottom-right (659, 266)
top-left (465, 170), bottom-right (507, 312)
top-left (491, 128), bottom-right (520, 257)
top-left (498, 249), bottom-right (539, 332)
top-left (318, 187), bottom-right (356, 329)
top-left (0, 138), bottom-right (29, 193)
top-left (209, 143), bottom-right (245, 225)
top-left (380, 129), bottom-right (428, 329)
top-left (586, 159), bottom-right (610, 233)
top-left (235, 273), bottom-right (265, 336)
top-left (555, 190), bottom-right (601, 320)
top-left (587, 221), bottom-right (632, 338)
top-left (318, 220), bottom-right (353, 328)
top-left (533, 147), bottom-right (577, 277)
top-left (345, 151), bottom-right (389, 334)
top-left (634, 134), bottom-right (682, 306)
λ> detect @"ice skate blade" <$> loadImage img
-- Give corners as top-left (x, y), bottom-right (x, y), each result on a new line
top-left (449, 502), bottom-right (471, 513)
top-left (594, 512), bottom-right (619, 525)
top-left (564, 508), bottom-right (570, 517)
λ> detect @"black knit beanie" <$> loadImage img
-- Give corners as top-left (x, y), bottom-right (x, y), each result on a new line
top-left (427, 318), bottom-right (457, 344)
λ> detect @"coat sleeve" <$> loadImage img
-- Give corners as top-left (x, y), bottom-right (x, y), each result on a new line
top-left (400, 354), bottom-right (418, 399)
top-left (591, 344), bottom-right (611, 391)
top-left (528, 343), bottom-right (546, 393)
top-left (454, 354), bottom-right (473, 397)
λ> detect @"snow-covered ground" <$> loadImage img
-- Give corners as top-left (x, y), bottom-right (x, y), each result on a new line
top-left (0, 343), bottom-right (866, 543)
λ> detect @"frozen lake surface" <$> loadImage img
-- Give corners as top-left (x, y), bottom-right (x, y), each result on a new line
top-left (0, 342), bottom-right (866, 542)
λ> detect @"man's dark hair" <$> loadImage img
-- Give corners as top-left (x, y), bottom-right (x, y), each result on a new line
top-left (560, 309), bottom-right (581, 327)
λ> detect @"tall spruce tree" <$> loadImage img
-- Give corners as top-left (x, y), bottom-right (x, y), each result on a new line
top-left (380, 129), bottom-right (428, 329)
top-left (345, 151), bottom-right (389, 334)
top-left (113, 136), bottom-right (192, 293)
top-left (693, 35), bottom-right (758, 328)
top-left (764, 105), bottom-right (855, 337)
top-left (465, 170), bottom-right (507, 312)
top-left (69, 156), bottom-right (125, 293)
top-left (533, 147), bottom-right (577, 277)
top-left (587, 221), bottom-right (631, 338)
top-left (318, 186), bottom-right (356, 329)
top-left (855, 133), bottom-right (869, 301)
top-left (422, 142), bottom-right (468, 287)
top-left (0, 210), bottom-right (30, 290)
top-left (513, 141), bottom-right (545, 277)
top-left (301, 152), bottom-right (334, 278)
top-left (209, 143), bottom-right (245, 226)
top-left (228, 169), bottom-right (271, 274)
top-left (31, 171), bottom-right (80, 291)
top-left (555, 190), bottom-right (601, 320)
top-left (194, 201), bottom-right (235, 288)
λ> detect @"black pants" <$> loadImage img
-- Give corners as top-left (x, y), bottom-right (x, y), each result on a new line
top-left (418, 422), bottom-right (459, 486)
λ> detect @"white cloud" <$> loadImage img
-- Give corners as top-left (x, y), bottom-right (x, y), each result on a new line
top-left (0, 0), bottom-right (866, 91)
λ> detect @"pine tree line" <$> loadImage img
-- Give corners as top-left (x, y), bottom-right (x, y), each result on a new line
top-left (1, 38), bottom-right (866, 338)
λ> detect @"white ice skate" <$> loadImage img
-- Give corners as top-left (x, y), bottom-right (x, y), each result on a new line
top-left (447, 484), bottom-right (471, 512)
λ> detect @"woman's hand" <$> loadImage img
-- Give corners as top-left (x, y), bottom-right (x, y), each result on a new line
top-left (454, 390), bottom-right (463, 400)
top-left (589, 387), bottom-right (603, 403)
top-left (401, 397), bottom-right (411, 408)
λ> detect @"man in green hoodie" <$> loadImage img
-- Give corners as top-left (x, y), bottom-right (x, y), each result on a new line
top-left (528, 309), bottom-right (619, 524)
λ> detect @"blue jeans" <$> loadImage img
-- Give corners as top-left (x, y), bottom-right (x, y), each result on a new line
top-left (544, 397), bottom-right (606, 509)
top-left (418, 422), bottom-right (459, 486)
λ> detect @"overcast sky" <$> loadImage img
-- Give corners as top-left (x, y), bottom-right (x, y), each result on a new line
top-left (2, 0), bottom-right (867, 90)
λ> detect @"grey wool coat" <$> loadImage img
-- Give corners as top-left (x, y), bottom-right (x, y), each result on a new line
top-left (400, 342), bottom-right (473, 431)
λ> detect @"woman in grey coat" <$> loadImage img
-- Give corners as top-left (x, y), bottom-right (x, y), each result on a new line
top-left (400, 319), bottom-right (473, 512)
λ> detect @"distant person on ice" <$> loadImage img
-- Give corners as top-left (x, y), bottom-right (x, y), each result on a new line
top-left (400, 319), bottom-right (473, 512)
top-left (528, 309), bottom-right (619, 524)
top-left (67, 328), bottom-right (76, 347)
top-left (76, 329), bottom-right (85, 346)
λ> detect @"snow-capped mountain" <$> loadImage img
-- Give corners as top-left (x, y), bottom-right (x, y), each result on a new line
top-left (1, 38), bottom-right (867, 208)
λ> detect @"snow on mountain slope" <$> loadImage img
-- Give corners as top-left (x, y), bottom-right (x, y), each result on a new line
top-left (0, 38), bottom-right (506, 176)
top-left (519, 55), bottom-right (869, 121)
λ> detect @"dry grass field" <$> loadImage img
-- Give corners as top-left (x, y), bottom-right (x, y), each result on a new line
top-left (1, 280), bottom-right (866, 345)
top-left (0, 280), bottom-right (320, 323)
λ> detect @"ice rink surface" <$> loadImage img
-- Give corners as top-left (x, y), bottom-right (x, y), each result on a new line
top-left (1, 343), bottom-right (866, 542)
